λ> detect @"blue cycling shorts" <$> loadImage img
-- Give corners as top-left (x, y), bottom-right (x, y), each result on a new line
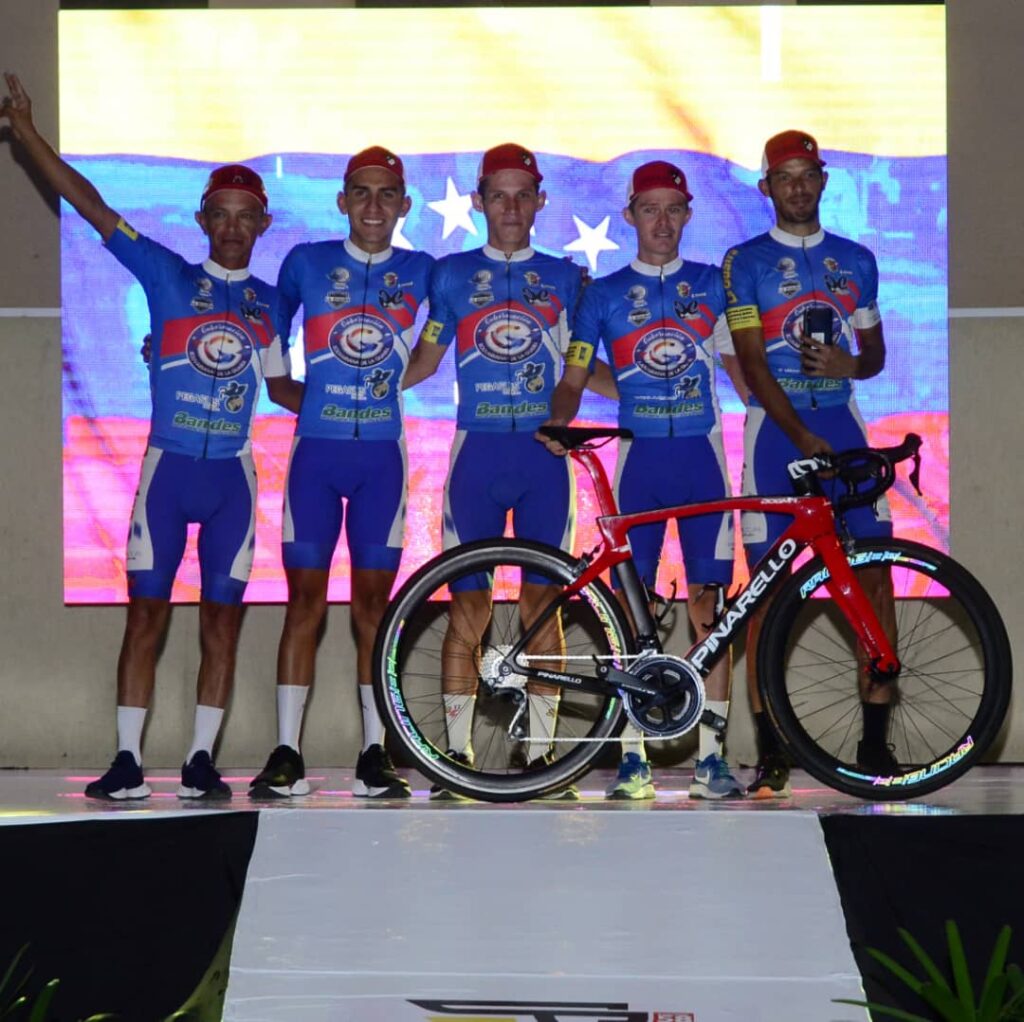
top-left (741, 402), bottom-right (892, 570)
top-left (282, 436), bottom-right (406, 572)
top-left (126, 447), bottom-right (256, 605)
top-left (443, 431), bottom-right (575, 591)
top-left (613, 433), bottom-right (734, 590)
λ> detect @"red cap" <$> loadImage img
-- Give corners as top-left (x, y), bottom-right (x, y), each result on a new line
top-left (761, 130), bottom-right (826, 176)
top-left (344, 146), bottom-right (405, 186)
top-left (477, 143), bottom-right (543, 186)
top-left (201, 164), bottom-right (268, 211)
top-left (627, 160), bottom-right (692, 203)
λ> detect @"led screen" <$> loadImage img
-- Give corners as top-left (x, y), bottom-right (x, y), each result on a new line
top-left (59, 6), bottom-right (947, 602)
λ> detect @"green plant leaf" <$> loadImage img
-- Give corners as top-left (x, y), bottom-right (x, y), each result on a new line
top-left (866, 946), bottom-right (927, 994)
top-left (981, 926), bottom-right (1012, 993)
top-left (0, 945), bottom-right (28, 1000)
top-left (28, 979), bottom-right (58, 1022)
top-left (976, 973), bottom-right (1007, 1022)
top-left (946, 921), bottom-right (976, 1009)
top-left (916, 980), bottom-right (971, 1022)
top-left (899, 927), bottom-right (953, 993)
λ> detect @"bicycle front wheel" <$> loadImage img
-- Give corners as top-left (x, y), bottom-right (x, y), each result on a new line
top-left (373, 539), bottom-right (633, 801)
top-left (758, 539), bottom-right (1011, 800)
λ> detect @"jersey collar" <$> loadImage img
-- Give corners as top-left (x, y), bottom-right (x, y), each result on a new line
top-left (345, 238), bottom-right (394, 264)
top-left (202, 259), bottom-right (251, 282)
top-left (483, 243), bottom-right (534, 263)
top-left (630, 255), bottom-right (683, 277)
top-left (770, 225), bottom-right (826, 248)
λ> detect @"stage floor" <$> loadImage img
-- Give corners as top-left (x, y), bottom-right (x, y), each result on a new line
top-left (1, 762), bottom-right (1021, 823)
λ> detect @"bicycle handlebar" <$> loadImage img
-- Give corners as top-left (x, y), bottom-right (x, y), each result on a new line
top-left (787, 433), bottom-right (923, 511)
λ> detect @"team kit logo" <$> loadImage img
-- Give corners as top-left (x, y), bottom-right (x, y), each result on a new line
top-left (328, 311), bottom-right (397, 369)
top-left (186, 321), bottom-right (254, 378)
top-left (475, 308), bottom-right (543, 363)
top-left (633, 327), bottom-right (697, 379)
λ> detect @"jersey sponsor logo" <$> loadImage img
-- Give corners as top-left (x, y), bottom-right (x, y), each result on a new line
top-left (191, 276), bottom-right (215, 314)
top-left (673, 298), bottom-right (701, 321)
top-left (676, 280), bottom-right (692, 298)
top-left (777, 257), bottom-right (798, 279)
top-left (327, 311), bottom-right (396, 368)
top-left (469, 291), bottom-right (493, 308)
top-left (522, 286), bottom-right (551, 307)
top-left (516, 361), bottom-right (545, 394)
top-left (474, 307), bottom-right (543, 363)
top-left (628, 308), bottom-right (651, 327)
top-left (329, 267), bottom-right (351, 285)
top-left (779, 279), bottom-right (801, 299)
top-left (824, 257), bottom-right (840, 273)
top-left (365, 367), bottom-right (395, 400)
top-left (476, 400), bottom-right (547, 418)
top-left (782, 301), bottom-right (840, 350)
top-left (218, 380), bottom-right (249, 413)
top-left (633, 327), bottom-right (697, 379)
top-left (383, 271), bottom-right (399, 288)
top-left (186, 321), bottom-right (254, 379)
top-left (325, 289), bottom-right (350, 309)
top-left (825, 273), bottom-right (850, 295)
top-left (524, 270), bottom-right (541, 286)
top-left (240, 301), bottom-right (264, 323)
top-left (379, 287), bottom-right (405, 310)
top-left (626, 284), bottom-right (647, 307)
top-left (172, 411), bottom-right (243, 434)
top-left (320, 405), bottom-right (394, 422)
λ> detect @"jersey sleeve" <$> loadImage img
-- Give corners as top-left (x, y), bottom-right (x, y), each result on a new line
top-left (274, 245), bottom-right (306, 350)
top-left (260, 292), bottom-right (291, 378)
top-left (722, 245), bottom-right (762, 332)
top-left (565, 282), bottom-right (602, 371)
top-left (850, 245), bottom-right (882, 330)
top-left (420, 258), bottom-right (456, 347)
top-left (104, 219), bottom-right (184, 294)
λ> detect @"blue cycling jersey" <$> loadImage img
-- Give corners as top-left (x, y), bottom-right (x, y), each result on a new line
top-left (421, 245), bottom-right (582, 432)
top-left (567, 256), bottom-right (731, 438)
top-left (277, 239), bottom-right (433, 440)
top-left (106, 219), bottom-right (287, 458)
top-left (722, 226), bottom-right (881, 410)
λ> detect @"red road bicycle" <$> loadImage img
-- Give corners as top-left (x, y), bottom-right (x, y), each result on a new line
top-left (372, 427), bottom-right (1011, 801)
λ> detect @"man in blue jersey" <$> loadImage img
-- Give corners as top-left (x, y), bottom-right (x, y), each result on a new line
top-left (1, 72), bottom-right (295, 800)
top-left (405, 143), bottom-right (611, 799)
top-left (541, 160), bottom-right (748, 800)
top-left (248, 147), bottom-right (433, 800)
top-left (722, 129), bottom-right (894, 798)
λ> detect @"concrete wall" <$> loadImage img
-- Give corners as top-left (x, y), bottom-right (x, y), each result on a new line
top-left (0, 0), bottom-right (1017, 769)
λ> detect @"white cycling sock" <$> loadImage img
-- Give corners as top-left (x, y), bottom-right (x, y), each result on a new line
top-left (116, 706), bottom-right (147, 765)
top-left (360, 684), bottom-right (384, 752)
top-left (443, 693), bottom-right (475, 756)
top-left (699, 700), bottom-right (729, 761)
top-left (185, 705), bottom-right (225, 763)
top-left (277, 684), bottom-right (309, 752)
top-left (620, 722), bottom-right (646, 760)
top-left (527, 692), bottom-right (559, 761)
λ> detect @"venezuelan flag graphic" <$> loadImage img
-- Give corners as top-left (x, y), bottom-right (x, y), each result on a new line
top-left (59, 7), bottom-right (946, 603)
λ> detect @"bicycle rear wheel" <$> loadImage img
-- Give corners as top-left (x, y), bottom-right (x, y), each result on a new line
top-left (373, 539), bottom-right (633, 801)
top-left (758, 538), bottom-right (1011, 800)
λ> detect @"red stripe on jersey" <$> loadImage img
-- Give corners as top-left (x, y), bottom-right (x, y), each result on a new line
top-left (160, 312), bottom-right (255, 358)
top-left (455, 300), bottom-right (560, 355)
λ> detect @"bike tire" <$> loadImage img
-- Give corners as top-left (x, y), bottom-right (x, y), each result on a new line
top-left (758, 538), bottom-right (1011, 800)
top-left (372, 538), bottom-right (633, 801)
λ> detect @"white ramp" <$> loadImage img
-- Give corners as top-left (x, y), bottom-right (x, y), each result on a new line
top-left (226, 809), bottom-right (866, 1021)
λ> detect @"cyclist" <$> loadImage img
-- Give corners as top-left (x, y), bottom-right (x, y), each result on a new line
top-left (1, 72), bottom-right (293, 800)
top-left (404, 143), bottom-right (613, 798)
top-left (248, 147), bottom-right (433, 800)
top-left (541, 160), bottom-right (749, 800)
top-left (722, 129), bottom-right (895, 798)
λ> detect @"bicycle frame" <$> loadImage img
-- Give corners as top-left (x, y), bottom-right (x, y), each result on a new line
top-left (507, 444), bottom-right (900, 698)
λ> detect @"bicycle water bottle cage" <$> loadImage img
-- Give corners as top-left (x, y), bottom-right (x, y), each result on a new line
top-left (648, 579), bottom-right (678, 627)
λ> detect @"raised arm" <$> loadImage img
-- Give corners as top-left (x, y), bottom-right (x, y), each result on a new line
top-left (1, 72), bottom-right (119, 241)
